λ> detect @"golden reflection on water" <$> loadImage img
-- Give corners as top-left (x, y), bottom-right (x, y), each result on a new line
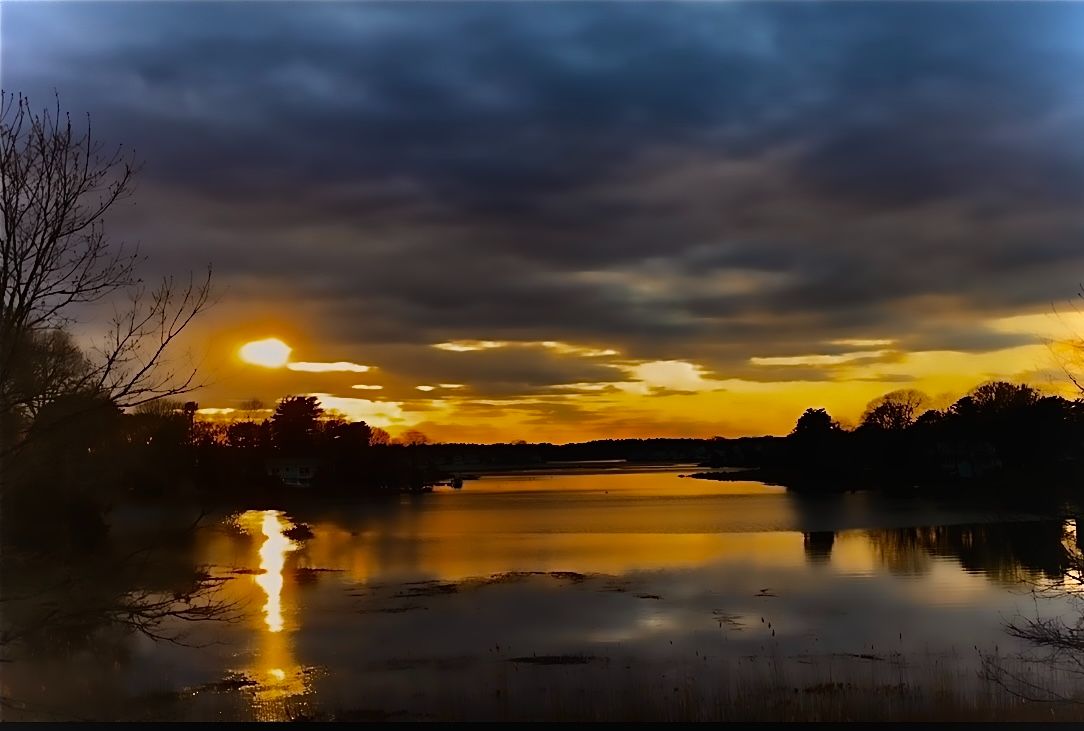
top-left (302, 524), bottom-right (807, 583)
top-left (235, 509), bottom-right (311, 720)
top-left (1060, 518), bottom-right (1082, 593)
top-left (255, 511), bottom-right (295, 633)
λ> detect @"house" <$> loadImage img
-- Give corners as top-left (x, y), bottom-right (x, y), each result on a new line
top-left (935, 440), bottom-right (1002, 480)
top-left (266, 458), bottom-right (320, 488)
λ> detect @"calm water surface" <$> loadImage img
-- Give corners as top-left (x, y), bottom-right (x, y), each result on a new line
top-left (5, 468), bottom-right (1081, 720)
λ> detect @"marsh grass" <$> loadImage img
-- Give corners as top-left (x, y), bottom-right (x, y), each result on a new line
top-left (289, 649), bottom-right (1084, 722)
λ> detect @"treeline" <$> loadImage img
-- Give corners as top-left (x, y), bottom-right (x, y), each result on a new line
top-left (186, 396), bottom-right (447, 495)
top-left (418, 436), bottom-right (775, 470)
top-left (2, 392), bottom-right (444, 551)
top-left (700, 381), bottom-right (1084, 492)
top-left (9, 371), bottom-right (1080, 556)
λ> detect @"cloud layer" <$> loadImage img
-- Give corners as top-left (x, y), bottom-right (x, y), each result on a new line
top-left (8, 2), bottom-right (1084, 438)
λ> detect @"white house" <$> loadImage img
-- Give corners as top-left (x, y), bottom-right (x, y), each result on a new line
top-left (266, 458), bottom-right (320, 488)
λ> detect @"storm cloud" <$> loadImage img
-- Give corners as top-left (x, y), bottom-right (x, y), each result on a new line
top-left (6, 2), bottom-right (1084, 429)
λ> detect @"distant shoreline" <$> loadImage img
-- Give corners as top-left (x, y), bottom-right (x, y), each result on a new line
top-left (451, 461), bottom-right (702, 478)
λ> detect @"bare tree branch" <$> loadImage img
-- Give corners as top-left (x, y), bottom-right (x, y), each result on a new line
top-left (0, 92), bottom-right (213, 456)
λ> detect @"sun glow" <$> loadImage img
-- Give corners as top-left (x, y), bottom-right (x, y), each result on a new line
top-left (240, 338), bottom-right (292, 368)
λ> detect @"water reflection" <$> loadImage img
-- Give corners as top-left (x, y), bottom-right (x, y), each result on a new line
top-left (236, 510), bottom-right (310, 720)
top-left (6, 472), bottom-right (1084, 720)
top-left (803, 531), bottom-right (835, 564)
top-left (255, 511), bottom-right (296, 633)
top-left (275, 471), bottom-right (1076, 584)
top-left (865, 520), bottom-right (1074, 584)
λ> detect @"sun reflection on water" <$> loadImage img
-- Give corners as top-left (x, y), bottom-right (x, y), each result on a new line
top-left (235, 509), bottom-right (312, 720)
top-left (255, 511), bottom-right (296, 633)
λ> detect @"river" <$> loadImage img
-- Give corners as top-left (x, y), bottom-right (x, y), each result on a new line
top-left (3, 467), bottom-right (1081, 720)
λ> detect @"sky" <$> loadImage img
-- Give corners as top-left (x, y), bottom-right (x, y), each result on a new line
top-left (5, 1), bottom-right (1084, 442)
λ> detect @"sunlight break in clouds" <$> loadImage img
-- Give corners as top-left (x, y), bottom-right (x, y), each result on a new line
top-left (621, 360), bottom-right (726, 394)
top-left (196, 407), bottom-right (237, 416)
top-left (539, 341), bottom-right (619, 358)
top-left (749, 350), bottom-right (894, 367)
top-left (350, 384), bottom-right (383, 390)
top-left (286, 361), bottom-right (371, 373)
top-left (433, 340), bottom-right (507, 352)
top-left (434, 340), bottom-right (618, 357)
top-left (549, 382), bottom-right (614, 392)
top-left (308, 394), bottom-right (407, 427)
top-left (829, 339), bottom-right (896, 348)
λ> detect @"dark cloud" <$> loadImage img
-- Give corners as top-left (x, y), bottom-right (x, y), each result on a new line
top-left (7, 1), bottom-right (1084, 396)
top-left (362, 345), bottom-right (628, 399)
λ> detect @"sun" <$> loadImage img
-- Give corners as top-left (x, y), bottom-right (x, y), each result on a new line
top-left (240, 338), bottom-right (292, 368)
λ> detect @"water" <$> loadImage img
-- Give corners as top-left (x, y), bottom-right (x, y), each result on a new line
top-left (3, 468), bottom-right (1081, 720)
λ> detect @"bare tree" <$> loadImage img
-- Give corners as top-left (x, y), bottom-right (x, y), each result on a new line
top-left (1053, 284), bottom-right (1084, 394)
top-left (3, 328), bottom-right (91, 419)
top-left (0, 94), bottom-right (225, 680)
top-left (978, 292), bottom-right (1084, 702)
top-left (981, 521), bottom-right (1084, 702)
top-left (1, 508), bottom-right (240, 664)
top-left (90, 268), bottom-right (212, 410)
top-left (400, 429), bottom-right (430, 446)
top-left (859, 389), bottom-right (930, 431)
top-left (0, 92), bottom-right (211, 453)
top-left (238, 397), bottom-right (266, 422)
top-left (369, 426), bottom-right (392, 446)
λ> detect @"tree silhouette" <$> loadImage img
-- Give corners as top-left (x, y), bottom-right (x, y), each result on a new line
top-left (4, 329), bottom-right (92, 420)
top-left (325, 420), bottom-right (373, 451)
top-left (28, 392), bottom-right (122, 463)
top-left (968, 381), bottom-right (1040, 413)
top-left (859, 389), bottom-right (929, 431)
top-left (270, 395), bottom-right (324, 453)
top-left (0, 92), bottom-right (212, 460)
top-left (225, 420), bottom-right (265, 449)
top-left (400, 429), bottom-right (430, 446)
top-left (238, 397), bottom-right (266, 421)
top-left (945, 382), bottom-right (1077, 470)
top-left (791, 408), bottom-right (840, 438)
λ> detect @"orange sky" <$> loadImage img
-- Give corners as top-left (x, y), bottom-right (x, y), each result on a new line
top-left (183, 309), bottom-right (1084, 443)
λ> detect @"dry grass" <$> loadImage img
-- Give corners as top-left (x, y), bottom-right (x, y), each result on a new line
top-left (297, 651), bottom-right (1084, 722)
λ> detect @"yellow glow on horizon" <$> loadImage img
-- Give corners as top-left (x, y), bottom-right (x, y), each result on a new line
top-left (240, 338), bottom-right (292, 368)
top-left (988, 310), bottom-right (1084, 340)
top-left (203, 309), bottom-right (1078, 442)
